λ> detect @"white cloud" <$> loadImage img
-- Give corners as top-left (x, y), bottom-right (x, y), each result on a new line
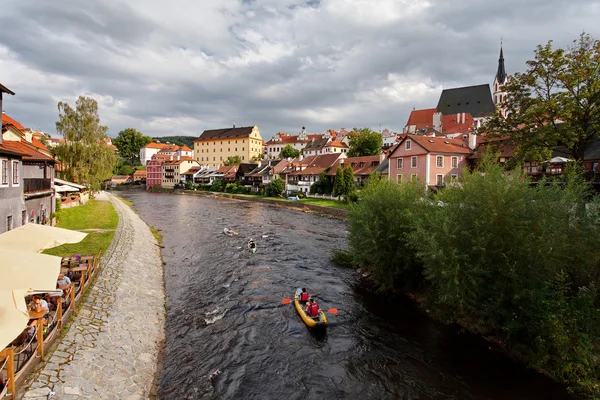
top-left (1, 0), bottom-right (599, 139)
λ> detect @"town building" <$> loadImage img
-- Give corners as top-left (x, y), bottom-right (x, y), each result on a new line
top-left (265, 128), bottom-right (324, 159)
top-left (162, 157), bottom-right (199, 188)
top-left (146, 155), bottom-right (164, 190)
top-left (194, 125), bottom-right (263, 167)
top-left (326, 155), bottom-right (383, 186)
top-left (388, 135), bottom-right (472, 189)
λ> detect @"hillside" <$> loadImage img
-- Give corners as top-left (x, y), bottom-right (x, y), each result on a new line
top-left (151, 136), bottom-right (196, 148)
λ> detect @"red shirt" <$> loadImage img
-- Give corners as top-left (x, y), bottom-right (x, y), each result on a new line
top-left (307, 303), bottom-right (319, 317)
top-left (300, 292), bottom-right (309, 302)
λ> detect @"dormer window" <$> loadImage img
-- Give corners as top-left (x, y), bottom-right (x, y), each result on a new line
top-left (405, 140), bottom-right (412, 150)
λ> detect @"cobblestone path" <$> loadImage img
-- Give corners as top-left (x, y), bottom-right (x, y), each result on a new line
top-left (21, 193), bottom-right (165, 400)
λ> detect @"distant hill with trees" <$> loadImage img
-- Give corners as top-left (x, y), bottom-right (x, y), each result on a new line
top-left (151, 136), bottom-right (197, 148)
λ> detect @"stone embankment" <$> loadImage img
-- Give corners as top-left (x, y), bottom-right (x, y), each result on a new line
top-left (21, 192), bottom-right (164, 400)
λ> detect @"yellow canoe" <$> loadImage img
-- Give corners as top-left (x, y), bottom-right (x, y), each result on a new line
top-left (293, 288), bottom-right (327, 328)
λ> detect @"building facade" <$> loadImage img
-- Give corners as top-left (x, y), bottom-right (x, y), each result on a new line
top-left (194, 125), bottom-right (263, 167)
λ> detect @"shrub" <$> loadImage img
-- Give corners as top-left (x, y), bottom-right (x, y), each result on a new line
top-left (265, 178), bottom-right (285, 197)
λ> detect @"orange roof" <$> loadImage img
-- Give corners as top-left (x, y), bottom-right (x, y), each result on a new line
top-left (31, 137), bottom-right (50, 153)
top-left (397, 135), bottom-right (472, 155)
top-left (266, 133), bottom-right (325, 146)
top-left (326, 141), bottom-right (348, 148)
top-left (144, 142), bottom-right (168, 149)
top-left (180, 145), bottom-right (192, 151)
top-left (0, 140), bottom-right (55, 161)
top-left (133, 169), bottom-right (146, 176)
top-left (1, 113), bottom-right (25, 131)
top-left (289, 153), bottom-right (342, 176)
top-left (405, 108), bottom-right (437, 130)
top-left (441, 113), bottom-right (475, 134)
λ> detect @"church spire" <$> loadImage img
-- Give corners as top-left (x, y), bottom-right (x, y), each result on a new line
top-left (496, 41), bottom-right (507, 84)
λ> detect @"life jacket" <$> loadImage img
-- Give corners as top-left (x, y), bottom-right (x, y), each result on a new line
top-left (300, 292), bottom-right (309, 302)
top-left (308, 303), bottom-right (319, 317)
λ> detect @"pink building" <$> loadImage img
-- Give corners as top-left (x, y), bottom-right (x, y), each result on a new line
top-left (146, 155), bottom-right (164, 190)
top-left (388, 135), bottom-right (473, 188)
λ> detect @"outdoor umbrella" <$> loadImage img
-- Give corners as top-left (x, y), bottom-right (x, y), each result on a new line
top-left (0, 250), bottom-right (63, 350)
top-left (0, 223), bottom-right (87, 253)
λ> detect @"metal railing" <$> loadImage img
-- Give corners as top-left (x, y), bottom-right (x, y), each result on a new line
top-left (23, 178), bottom-right (51, 193)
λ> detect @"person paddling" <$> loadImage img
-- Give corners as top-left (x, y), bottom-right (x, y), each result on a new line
top-left (300, 288), bottom-right (310, 304)
top-left (305, 298), bottom-right (320, 318)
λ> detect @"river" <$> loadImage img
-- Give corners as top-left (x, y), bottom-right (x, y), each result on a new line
top-left (122, 191), bottom-right (574, 400)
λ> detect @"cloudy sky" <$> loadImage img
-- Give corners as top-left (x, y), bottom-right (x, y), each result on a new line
top-left (1, 0), bottom-right (599, 140)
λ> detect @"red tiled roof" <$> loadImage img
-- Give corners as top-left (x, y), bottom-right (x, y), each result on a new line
top-left (326, 155), bottom-right (381, 176)
top-left (399, 135), bottom-right (472, 155)
top-left (1, 113), bottom-right (25, 131)
top-left (326, 141), bottom-right (348, 148)
top-left (441, 113), bottom-right (475, 134)
top-left (31, 137), bottom-right (50, 153)
top-left (180, 145), bottom-right (192, 151)
top-left (0, 140), bottom-right (55, 161)
top-left (289, 153), bottom-right (342, 176)
top-left (266, 133), bottom-right (325, 146)
top-left (405, 108), bottom-right (437, 129)
top-left (133, 169), bottom-right (146, 177)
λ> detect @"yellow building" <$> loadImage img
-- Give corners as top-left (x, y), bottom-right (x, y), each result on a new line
top-left (194, 125), bottom-right (263, 167)
top-left (162, 157), bottom-right (199, 188)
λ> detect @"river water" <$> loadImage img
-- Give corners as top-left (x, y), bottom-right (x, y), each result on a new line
top-left (122, 191), bottom-right (574, 400)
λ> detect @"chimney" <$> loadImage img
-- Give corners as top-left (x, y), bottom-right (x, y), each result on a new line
top-left (433, 112), bottom-right (442, 133)
top-left (233, 122), bottom-right (236, 128)
top-left (468, 132), bottom-right (477, 150)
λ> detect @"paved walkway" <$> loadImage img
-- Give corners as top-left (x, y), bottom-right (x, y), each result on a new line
top-left (21, 192), bottom-right (165, 400)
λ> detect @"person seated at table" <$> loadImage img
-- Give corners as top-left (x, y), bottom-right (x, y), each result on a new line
top-left (57, 273), bottom-right (72, 297)
top-left (28, 295), bottom-right (49, 325)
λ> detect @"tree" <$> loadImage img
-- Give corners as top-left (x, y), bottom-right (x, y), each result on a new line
top-left (113, 128), bottom-right (152, 165)
top-left (333, 166), bottom-right (345, 196)
top-left (223, 156), bottom-right (242, 166)
top-left (53, 96), bottom-right (117, 191)
top-left (484, 33), bottom-right (600, 162)
top-left (279, 144), bottom-right (300, 159)
top-left (348, 128), bottom-right (383, 157)
top-left (343, 165), bottom-right (355, 195)
top-left (265, 178), bottom-right (285, 197)
top-left (310, 171), bottom-right (332, 194)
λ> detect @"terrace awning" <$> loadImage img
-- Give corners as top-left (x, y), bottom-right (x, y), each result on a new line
top-left (0, 223), bottom-right (87, 253)
top-left (0, 289), bottom-right (29, 351)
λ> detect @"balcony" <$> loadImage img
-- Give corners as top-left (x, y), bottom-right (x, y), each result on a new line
top-left (24, 178), bottom-right (52, 194)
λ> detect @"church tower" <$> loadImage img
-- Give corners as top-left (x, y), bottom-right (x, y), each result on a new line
top-left (493, 42), bottom-right (508, 117)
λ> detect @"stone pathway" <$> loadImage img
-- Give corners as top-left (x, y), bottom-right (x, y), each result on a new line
top-left (21, 193), bottom-right (165, 400)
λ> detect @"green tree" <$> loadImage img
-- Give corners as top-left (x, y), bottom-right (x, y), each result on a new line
top-left (223, 155), bottom-right (242, 166)
top-left (310, 171), bottom-right (332, 194)
top-left (348, 128), bottom-right (383, 157)
top-left (53, 96), bottom-right (117, 190)
top-left (333, 166), bottom-right (345, 196)
top-left (343, 165), bottom-right (355, 195)
top-left (265, 178), bottom-right (285, 197)
top-left (113, 128), bottom-right (152, 165)
top-left (484, 33), bottom-right (600, 162)
top-left (279, 144), bottom-right (300, 159)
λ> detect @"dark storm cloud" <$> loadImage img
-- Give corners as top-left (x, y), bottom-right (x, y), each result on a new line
top-left (1, 0), bottom-right (599, 139)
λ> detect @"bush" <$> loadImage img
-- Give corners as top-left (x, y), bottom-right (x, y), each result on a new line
top-left (265, 178), bottom-right (285, 197)
top-left (210, 179), bottom-right (226, 192)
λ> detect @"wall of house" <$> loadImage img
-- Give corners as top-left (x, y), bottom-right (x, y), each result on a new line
top-left (427, 153), bottom-right (469, 185)
top-left (26, 195), bottom-right (53, 224)
top-left (194, 127), bottom-right (263, 167)
top-left (0, 156), bottom-right (27, 233)
top-left (140, 147), bottom-right (160, 165)
top-left (388, 141), bottom-right (429, 184)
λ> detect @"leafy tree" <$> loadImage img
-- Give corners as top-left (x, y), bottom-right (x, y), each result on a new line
top-left (348, 127), bottom-right (383, 157)
top-left (333, 166), bottom-right (345, 196)
top-left (279, 144), bottom-right (300, 159)
top-left (53, 96), bottom-right (117, 190)
top-left (114, 161), bottom-right (135, 176)
top-left (265, 178), bottom-right (285, 197)
top-left (113, 128), bottom-right (152, 165)
top-left (484, 33), bottom-right (600, 162)
top-left (223, 155), bottom-right (242, 166)
top-left (343, 165), bottom-right (355, 195)
top-left (310, 171), bottom-right (332, 194)
top-left (151, 136), bottom-right (195, 147)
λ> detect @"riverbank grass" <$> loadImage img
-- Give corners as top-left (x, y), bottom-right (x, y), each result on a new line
top-left (43, 199), bottom-right (118, 257)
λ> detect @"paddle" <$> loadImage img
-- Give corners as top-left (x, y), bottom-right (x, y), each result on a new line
top-left (281, 298), bottom-right (339, 314)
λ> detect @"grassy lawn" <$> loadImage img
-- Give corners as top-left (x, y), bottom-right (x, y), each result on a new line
top-left (295, 198), bottom-right (350, 210)
top-left (43, 199), bottom-right (118, 258)
top-left (115, 195), bottom-right (133, 207)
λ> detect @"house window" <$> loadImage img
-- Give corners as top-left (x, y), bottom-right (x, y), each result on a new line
top-left (450, 174), bottom-right (458, 181)
top-left (213, 157), bottom-right (215, 161)
top-left (405, 140), bottom-right (411, 150)
top-left (397, 158), bottom-right (403, 169)
top-left (22, 210), bottom-right (27, 225)
top-left (411, 174), bottom-right (417, 181)
top-left (436, 174), bottom-right (444, 186)
top-left (1, 160), bottom-right (7, 185)
top-left (451, 156), bottom-right (458, 168)
top-left (7, 215), bottom-right (13, 231)
top-left (397, 174), bottom-right (402, 183)
top-left (411, 156), bottom-right (418, 168)
top-left (12, 161), bottom-right (19, 185)
top-left (242, 156), bottom-right (245, 160)
top-left (436, 156), bottom-right (444, 168)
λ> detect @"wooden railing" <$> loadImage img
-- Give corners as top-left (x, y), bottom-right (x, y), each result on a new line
top-left (23, 178), bottom-right (51, 194)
